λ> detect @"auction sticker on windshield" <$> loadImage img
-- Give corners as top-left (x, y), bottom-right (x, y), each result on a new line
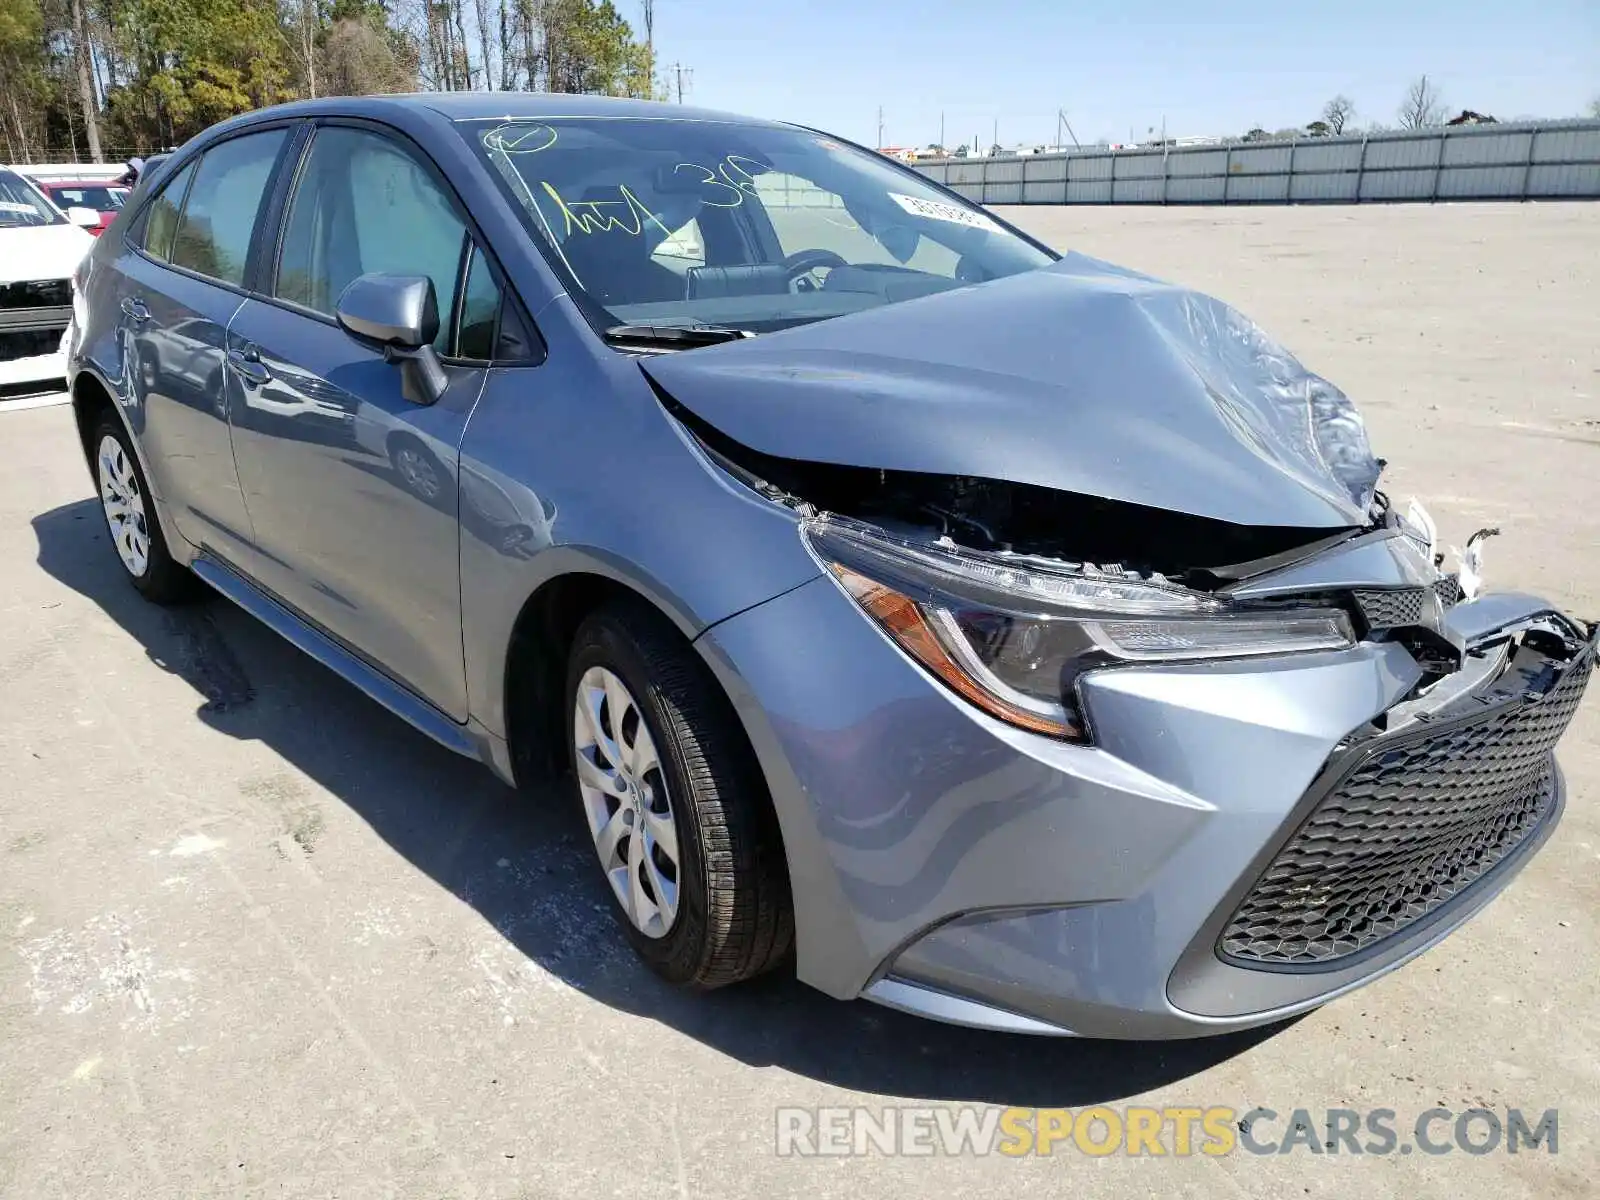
top-left (888, 192), bottom-right (1003, 233)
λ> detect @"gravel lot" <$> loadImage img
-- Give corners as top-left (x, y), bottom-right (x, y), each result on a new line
top-left (3, 202), bottom-right (1597, 1198)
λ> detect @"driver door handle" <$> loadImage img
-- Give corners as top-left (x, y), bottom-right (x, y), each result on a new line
top-left (226, 344), bottom-right (271, 387)
top-left (120, 296), bottom-right (149, 323)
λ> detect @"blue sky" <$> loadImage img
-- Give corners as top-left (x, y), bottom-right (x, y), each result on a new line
top-left (644, 0), bottom-right (1599, 147)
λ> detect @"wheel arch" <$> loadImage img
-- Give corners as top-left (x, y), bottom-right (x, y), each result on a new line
top-left (70, 369), bottom-right (120, 474)
top-left (502, 569), bottom-right (694, 787)
top-left (71, 366), bottom-right (193, 569)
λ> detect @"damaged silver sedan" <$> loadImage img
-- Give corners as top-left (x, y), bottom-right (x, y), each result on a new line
top-left (71, 94), bottom-right (1593, 1038)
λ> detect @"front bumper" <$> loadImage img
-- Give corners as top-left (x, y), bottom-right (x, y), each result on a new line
top-left (699, 571), bottom-right (1594, 1039)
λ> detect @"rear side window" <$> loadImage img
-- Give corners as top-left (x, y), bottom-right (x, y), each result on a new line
top-left (275, 126), bottom-right (466, 352)
top-left (169, 129), bottom-right (287, 286)
top-left (139, 161), bottom-right (196, 261)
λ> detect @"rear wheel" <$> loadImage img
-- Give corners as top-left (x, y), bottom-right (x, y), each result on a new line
top-left (93, 414), bottom-right (197, 604)
top-left (565, 601), bottom-right (793, 987)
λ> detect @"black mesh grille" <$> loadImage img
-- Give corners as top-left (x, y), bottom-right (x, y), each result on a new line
top-left (1432, 575), bottom-right (1464, 608)
top-left (1353, 587), bottom-right (1426, 628)
top-left (1220, 652), bottom-right (1592, 967)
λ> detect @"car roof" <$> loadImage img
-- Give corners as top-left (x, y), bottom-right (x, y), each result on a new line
top-left (224, 91), bottom-right (792, 131)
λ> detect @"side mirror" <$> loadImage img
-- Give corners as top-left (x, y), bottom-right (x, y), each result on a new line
top-left (335, 273), bottom-right (449, 404)
top-left (336, 273), bottom-right (437, 348)
top-left (66, 205), bottom-right (100, 228)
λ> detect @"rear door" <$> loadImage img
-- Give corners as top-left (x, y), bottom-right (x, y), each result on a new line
top-left (225, 121), bottom-right (524, 719)
top-left (113, 127), bottom-right (294, 563)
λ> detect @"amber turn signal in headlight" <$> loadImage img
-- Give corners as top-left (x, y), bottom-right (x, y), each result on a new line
top-left (805, 516), bottom-right (1355, 743)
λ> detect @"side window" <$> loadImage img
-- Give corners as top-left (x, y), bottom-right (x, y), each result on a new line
top-left (169, 129), bottom-right (288, 285)
top-left (454, 244), bottom-right (542, 362)
top-left (455, 245), bottom-right (501, 361)
top-left (275, 126), bottom-right (466, 352)
top-left (139, 161), bottom-right (196, 262)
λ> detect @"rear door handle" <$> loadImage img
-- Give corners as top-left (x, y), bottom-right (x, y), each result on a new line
top-left (226, 345), bottom-right (271, 387)
top-left (120, 296), bottom-right (149, 323)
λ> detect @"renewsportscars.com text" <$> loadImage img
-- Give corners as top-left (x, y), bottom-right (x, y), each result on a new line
top-left (774, 1105), bottom-right (1559, 1158)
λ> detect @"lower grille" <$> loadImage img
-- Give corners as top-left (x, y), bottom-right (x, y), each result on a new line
top-left (1219, 649), bottom-right (1591, 968)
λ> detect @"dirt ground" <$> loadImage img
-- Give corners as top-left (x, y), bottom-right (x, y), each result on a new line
top-left (2, 201), bottom-right (1597, 1198)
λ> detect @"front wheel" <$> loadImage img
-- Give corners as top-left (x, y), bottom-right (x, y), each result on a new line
top-left (92, 414), bottom-right (197, 604)
top-left (565, 602), bottom-right (794, 988)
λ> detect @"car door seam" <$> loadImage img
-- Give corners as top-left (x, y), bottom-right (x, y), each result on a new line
top-left (221, 293), bottom-right (261, 547)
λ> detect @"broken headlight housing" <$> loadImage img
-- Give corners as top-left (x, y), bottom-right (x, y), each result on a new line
top-left (803, 516), bottom-right (1354, 742)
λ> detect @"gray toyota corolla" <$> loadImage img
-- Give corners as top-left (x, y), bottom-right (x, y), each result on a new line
top-left (68, 93), bottom-right (1593, 1038)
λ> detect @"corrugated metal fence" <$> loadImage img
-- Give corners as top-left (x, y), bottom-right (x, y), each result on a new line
top-left (912, 118), bottom-right (1600, 205)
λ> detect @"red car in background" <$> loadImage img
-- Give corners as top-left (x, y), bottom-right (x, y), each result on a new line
top-left (36, 180), bottom-right (129, 235)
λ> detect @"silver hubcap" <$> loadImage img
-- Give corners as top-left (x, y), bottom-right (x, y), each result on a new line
top-left (573, 666), bottom-right (680, 938)
top-left (97, 434), bottom-right (150, 577)
top-left (396, 447), bottom-right (441, 499)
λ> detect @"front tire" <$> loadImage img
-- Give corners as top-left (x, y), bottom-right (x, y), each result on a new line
top-left (92, 414), bottom-right (197, 604)
top-left (565, 601), bottom-right (793, 988)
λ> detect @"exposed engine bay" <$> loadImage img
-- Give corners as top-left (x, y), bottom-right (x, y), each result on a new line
top-left (661, 392), bottom-right (1598, 733)
top-left (665, 392), bottom-right (1371, 587)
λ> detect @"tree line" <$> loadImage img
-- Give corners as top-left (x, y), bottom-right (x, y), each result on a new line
top-left (0, 0), bottom-right (653, 163)
top-left (1249, 76), bottom-right (1600, 145)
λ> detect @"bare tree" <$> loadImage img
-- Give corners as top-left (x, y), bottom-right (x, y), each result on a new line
top-left (498, 0), bottom-right (514, 89)
top-left (453, 0), bottom-right (472, 88)
top-left (472, 0), bottom-right (495, 90)
top-left (301, 0), bottom-right (318, 99)
top-left (322, 18), bottom-right (414, 95)
top-left (1590, 97), bottom-right (1600, 119)
top-left (68, 0), bottom-right (102, 161)
top-left (1398, 75), bottom-right (1445, 129)
top-left (1322, 94), bottom-right (1354, 136)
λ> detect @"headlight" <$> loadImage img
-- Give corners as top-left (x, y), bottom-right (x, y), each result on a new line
top-left (802, 516), bottom-right (1355, 742)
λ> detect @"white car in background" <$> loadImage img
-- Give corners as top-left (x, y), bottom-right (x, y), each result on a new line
top-left (0, 167), bottom-right (96, 393)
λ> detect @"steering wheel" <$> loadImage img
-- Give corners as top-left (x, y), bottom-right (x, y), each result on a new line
top-left (782, 249), bottom-right (849, 292)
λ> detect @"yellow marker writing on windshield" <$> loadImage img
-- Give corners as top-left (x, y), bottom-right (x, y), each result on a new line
top-left (539, 180), bottom-right (674, 238)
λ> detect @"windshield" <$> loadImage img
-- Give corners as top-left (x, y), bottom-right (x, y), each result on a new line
top-left (464, 117), bottom-right (1052, 336)
top-left (46, 184), bottom-right (127, 210)
top-left (0, 171), bottom-right (65, 229)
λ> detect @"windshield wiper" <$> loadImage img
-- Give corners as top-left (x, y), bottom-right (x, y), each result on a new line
top-left (603, 324), bottom-right (754, 349)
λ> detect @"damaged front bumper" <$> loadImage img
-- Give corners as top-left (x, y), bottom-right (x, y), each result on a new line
top-left (0, 281), bottom-right (73, 389)
top-left (701, 541), bottom-right (1594, 1038)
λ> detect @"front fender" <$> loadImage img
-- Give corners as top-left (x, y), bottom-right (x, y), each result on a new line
top-left (456, 336), bottom-right (821, 737)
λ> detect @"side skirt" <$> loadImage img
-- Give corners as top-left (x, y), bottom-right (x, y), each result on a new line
top-left (190, 554), bottom-right (483, 762)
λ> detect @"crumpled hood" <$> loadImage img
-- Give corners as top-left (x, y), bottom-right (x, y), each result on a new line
top-left (0, 223), bottom-right (92, 285)
top-left (642, 253), bottom-right (1382, 530)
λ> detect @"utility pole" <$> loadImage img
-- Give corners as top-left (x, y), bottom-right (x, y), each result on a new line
top-left (1056, 108), bottom-right (1080, 150)
top-left (877, 106), bottom-right (885, 149)
top-left (641, 0), bottom-right (656, 96)
top-left (667, 62), bottom-right (692, 103)
top-left (939, 111), bottom-right (945, 150)
top-left (991, 117), bottom-right (998, 154)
